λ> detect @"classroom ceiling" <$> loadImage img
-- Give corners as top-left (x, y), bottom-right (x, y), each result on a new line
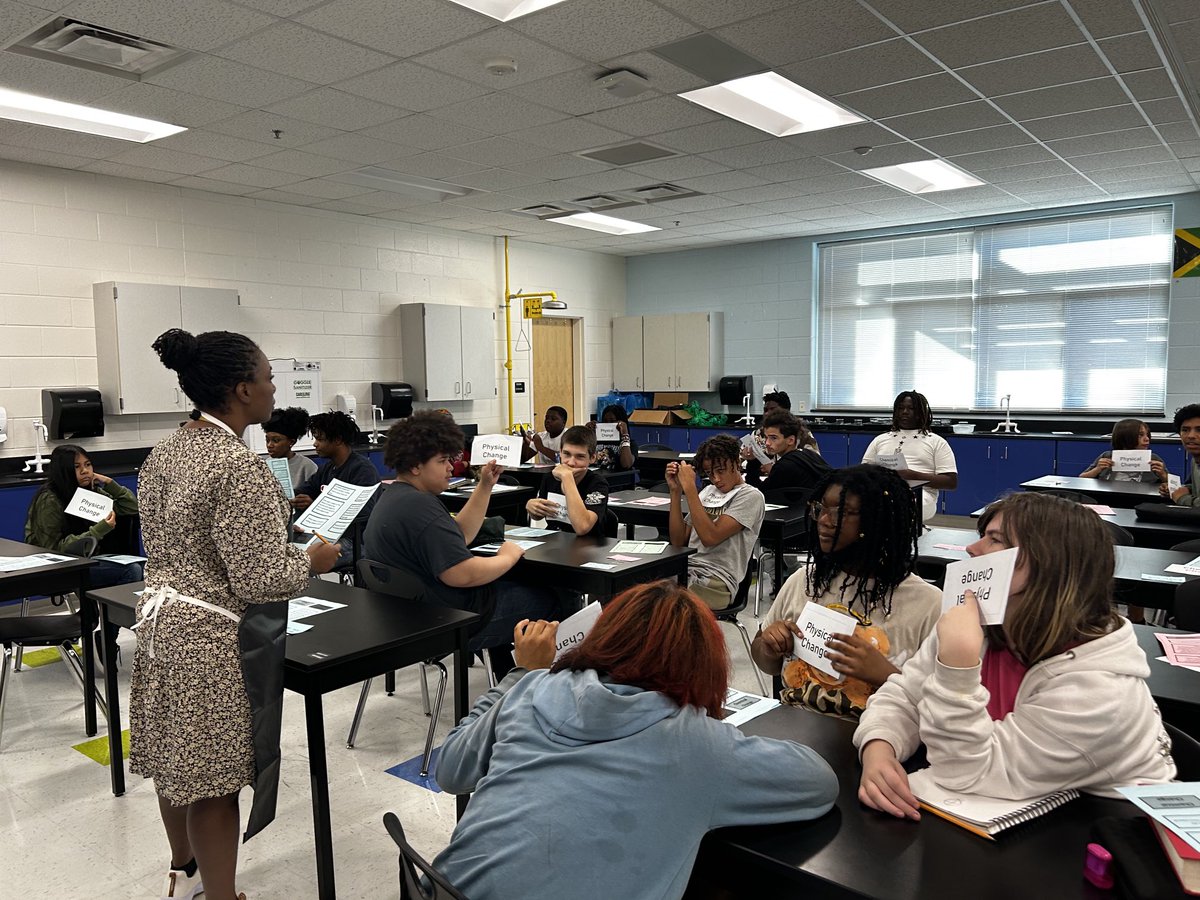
top-left (0, 0), bottom-right (1197, 256)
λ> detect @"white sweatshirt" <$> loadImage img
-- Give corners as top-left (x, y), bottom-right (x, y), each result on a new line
top-left (853, 619), bottom-right (1176, 799)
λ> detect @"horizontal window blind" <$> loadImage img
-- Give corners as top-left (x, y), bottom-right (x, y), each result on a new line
top-left (816, 206), bottom-right (1173, 414)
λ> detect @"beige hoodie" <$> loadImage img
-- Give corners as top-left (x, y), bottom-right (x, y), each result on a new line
top-left (854, 619), bottom-right (1176, 799)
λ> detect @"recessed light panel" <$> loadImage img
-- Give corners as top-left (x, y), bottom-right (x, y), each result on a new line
top-left (0, 87), bottom-right (185, 142)
top-left (679, 72), bottom-right (863, 137)
top-left (445, 0), bottom-right (569, 21)
top-left (548, 213), bottom-right (661, 236)
top-left (861, 159), bottom-right (984, 194)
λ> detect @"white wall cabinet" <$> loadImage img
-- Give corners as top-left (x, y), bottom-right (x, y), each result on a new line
top-left (400, 303), bottom-right (497, 402)
top-left (93, 282), bottom-right (241, 415)
top-left (613, 312), bottom-right (723, 392)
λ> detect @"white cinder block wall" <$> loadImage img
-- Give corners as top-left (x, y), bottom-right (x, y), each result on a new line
top-left (0, 159), bottom-right (626, 458)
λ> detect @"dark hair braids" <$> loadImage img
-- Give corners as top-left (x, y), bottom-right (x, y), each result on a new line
top-left (805, 464), bottom-right (920, 619)
top-left (601, 403), bottom-right (629, 423)
top-left (893, 390), bottom-right (933, 434)
top-left (694, 433), bottom-right (741, 476)
top-left (309, 410), bottom-right (361, 446)
top-left (153, 329), bottom-right (261, 414)
top-left (264, 406), bottom-right (311, 442)
top-left (384, 410), bottom-right (464, 472)
top-left (763, 390), bottom-right (791, 410)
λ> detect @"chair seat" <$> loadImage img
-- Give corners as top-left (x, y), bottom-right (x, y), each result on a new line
top-left (0, 615), bottom-right (81, 647)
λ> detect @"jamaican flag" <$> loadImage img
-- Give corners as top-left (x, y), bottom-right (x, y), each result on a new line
top-left (1175, 227), bottom-right (1200, 278)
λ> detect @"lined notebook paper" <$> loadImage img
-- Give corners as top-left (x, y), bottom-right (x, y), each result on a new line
top-left (907, 769), bottom-right (1079, 840)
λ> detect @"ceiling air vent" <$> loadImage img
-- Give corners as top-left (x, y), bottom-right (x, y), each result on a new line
top-left (631, 183), bottom-right (699, 202)
top-left (8, 19), bottom-right (188, 80)
top-left (578, 141), bottom-right (678, 167)
top-left (516, 204), bottom-right (574, 218)
top-left (573, 194), bottom-right (631, 210)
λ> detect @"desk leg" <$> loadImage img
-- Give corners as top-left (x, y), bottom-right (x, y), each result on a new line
top-left (454, 628), bottom-right (469, 821)
top-left (773, 536), bottom-right (784, 601)
top-left (101, 603), bottom-right (125, 796)
top-left (80, 573), bottom-right (97, 736)
top-left (304, 694), bottom-right (336, 900)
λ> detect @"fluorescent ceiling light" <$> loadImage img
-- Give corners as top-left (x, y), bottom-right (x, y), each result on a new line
top-left (678, 72), bottom-right (863, 137)
top-left (862, 159), bottom-right (983, 194)
top-left (0, 86), bottom-right (184, 142)
top-left (547, 212), bottom-right (661, 236)
top-left (327, 167), bottom-right (471, 200)
top-left (444, 0), bottom-right (569, 21)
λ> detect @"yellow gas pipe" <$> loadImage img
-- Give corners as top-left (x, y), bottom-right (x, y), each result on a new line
top-left (502, 235), bottom-right (558, 433)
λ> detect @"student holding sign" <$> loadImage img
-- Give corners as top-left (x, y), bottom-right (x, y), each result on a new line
top-left (667, 434), bottom-right (764, 610)
top-left (431, 581), bottom-right (837, 900)
top-left (861, 391), bottom-right (957, 523)
top-left (520, 405), bottom-right (567, 465)
top-left (745, 411), bottom-right (831, 494)
top-left (1166, 403), bottom-right (1200, 505)
top-left (854, 492), bottom-right (1175, 818)
top-left (1080, 417), bottom-right (1168, 484)
top-left (262, 406), bottom-right (318, 490)
top-left (751, 465), bottom-right (939, 718)
top-left (526, 426), bottom-right (609, 535)
top-left (587, 404), bottom-right (638, 472)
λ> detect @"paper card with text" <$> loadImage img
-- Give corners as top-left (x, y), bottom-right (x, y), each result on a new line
top-left (267, 456), bottom-right (294, 499)
top-left (546, 491), bottom-right (570, 523)
top-left (941, 547), bottom-right (1019, 626)
top-left (739, 432), bottom-right (772, 465)
top-left (1111, 449), bottom-right (1151, 473)
top-left (554, 601), bottom-right (602, 660)
top-left (65, 487), bottom-right (114, 523)
top-left (791, 603), bottom-right (858, 681)
top-left (596, 423), bottom-right (620, 442)
top-left (1170, 474), bottom-right (1183, 493)
top-left (874, 451), bottom-right (907, 470)
top-left (474, 434), bottom-right (523, 467)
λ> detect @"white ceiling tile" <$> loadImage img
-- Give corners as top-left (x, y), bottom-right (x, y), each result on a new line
top-left (153, 129), bottom-right (277, 163)
top-left (82, 160), bottom-right (180, 182)
top-left (1159, 0), bottom-right (1200, 24)
top-left (106, 145), bottom-right (227, 175)
top-left (1159, 122), bottom-right (1200, 143)
top-left (442, 136), bottom-right (558, 166)
top-left (1047, 127), bottom-right (1164, 157)
top-left (510, 118), bottom-right (630, 153)
top-left (865, 0), bottom-right (1042, 33)
top-left (673, 170), bottom-right (771, 193)
top-left (918, 124), bottom-right (1034, 156)
top-left (1106, 175), bottom-right (1198, 194)
top-left (360, 115), bottom-right (490, 151)
top-left (446, 191), bottom-right (525, 212)
top-left (216, 21), bottom-right (394, 85)
top-left (1021, 104), bottom-right (1147, 140)
top-left (297, 0), bottom-right (490, 56)
top-left (1121, 68), bottom-right (1179, 101)
top-left (822, 143), bottom-right (933, 172)
top-left (976, 160), bottom-right (1075, 183)
top-left (583, 95), bottom-right (717, 137)
top-left (247, 149), bottom-right (356, 177)
top-left (169, 175), bottom-right (259, 196)
top-left (206, 111), bottom-right (343, 147)
top-left (0, 121), bottom-right (127, 159)
top-left (413, 26), bottom-right (581, 89)
top-left (1140, 97), bottom-right (1190, 124)
top-left (717, 0), bottom-right (895, 67)
top-left (507, 66), bottom-right (634, 116)
top-left (333, 62), bottom-right (490, 112)
top-left (62, 0), bottom-right (274, 51)
top-left (1170, 141), bottom-right (1200, 159)
top-left (1068, 145), bottom-right (1177, 172)
top-left (650, 0), bottom-right (795, 29)
top-left (743, 156), bottom-right (847, 183)
top-left (838, 74), bottom-right (980, 119)
top-left (956, 44), bottom-right (1109, 96)
top-left (781, 39), bottom-right (941, 97)
top-left (0, 144), bottom-right (93, 170)
top-left (0, 49), bottom-right (129, 103)
top-left (623, 155), bottom-right (730, 180)
top-left (312, 198), bottom-right (395, 215)
top-left (947, 144), bottom-right (1057, 170)
top-left (191, 163), bottom-right (300, 188)
top-left (96, 83), bottom-right (249, 127)
top-left (1096, 32), bottom-right (1163, 72)
top-left (994, 77), bottom-right (1130, 119)
top-left (265, 88), bottom-right (403, 131)
top-left (717, 181), bottom-right (824, 204)
top-left (700, 140), bottom-right (813, 169)
top-left (374, 153), bottom-right (486, 180)
top-left (915, 4), bottom-right (1083, 68)
top-left (883, 101), bottom-right (1010, 139)
top-left (650, 120), bottom-right (768, 154)
top-left (780, 121), bottom-right (904, 157)
top-left (448, 168), bottom-right (544, 191)
top-left (0, 1), bottom-right (52, 47)
top-left (427, 92), bottom-right (565, 133)
top-left (997, 171), bottom-right (1094, 192)
top-left (149, 56), bottom-right (316, 108)
top-left (511, 0), bottom-right (697, 62)
top-left (1070, 0), bottom-right (1147, 39)
top-left (653, 194), bottom-right (743, 212)
top-left (233, 0), bottom-right (325, 15)
top-left (299, 133), bottom-right (420, 164)
top-left (285, 178), bottom-right (373, 199)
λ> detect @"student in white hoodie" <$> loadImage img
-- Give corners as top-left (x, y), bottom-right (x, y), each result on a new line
top-left (854, 492), bottom-right (1175, 817)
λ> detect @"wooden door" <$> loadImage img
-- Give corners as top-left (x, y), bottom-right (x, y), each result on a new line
top-left (532, 317), bottom-right (575, 426)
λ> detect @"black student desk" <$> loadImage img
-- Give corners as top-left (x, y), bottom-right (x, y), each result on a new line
top-left (967, 504), bottom-right (1200, 550)
top-left (0, 538), bottom-right (98, 732)
top-left (495, 528), bottom-right (693, 600)
top-left (87, 578), bottom-right (478, 900)
top-left (692, 705), bottom-right (1133, 899)
top-left (504, 464), bottom-right (636, 492)
top-left (1135, 623), bottom-right (1200, 736)
top-left (437, 483), bottom-right (533, 524)
top-left (1022, 474), bottom-right (1166, 507)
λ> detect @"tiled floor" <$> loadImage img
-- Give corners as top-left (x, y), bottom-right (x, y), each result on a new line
top-left (0, 606), bottom-right (769, 900)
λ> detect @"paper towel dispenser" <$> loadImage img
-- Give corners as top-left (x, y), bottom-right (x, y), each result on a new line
top-left (43, 388), bottom-right (104, 439)
top-left (719, 375), bottom-right (753, 406)
top-left (371, 382), bottom-right (414, 419)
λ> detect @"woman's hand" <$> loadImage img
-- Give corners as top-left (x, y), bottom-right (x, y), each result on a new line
top-left (513, 618), bottom-right (558, 670)
top-left (1095, 457), bottom-right (1113, 471)
top-left (103, 510), bottom-right (116, 528)
top-left (757, 620), bottom-right (799, 660)
top-left (616, 421), bottom-right (629, 439)
top-left (936, 589), bottom-right (984, 669)
top-left (827, 632), bottom-right (899, 687)
top-left (306, 540), bottom-right (341, 574)
top-left (859, 740), bottom-right (920, 820)
top-left (91, 472), bottom-right (112, 486)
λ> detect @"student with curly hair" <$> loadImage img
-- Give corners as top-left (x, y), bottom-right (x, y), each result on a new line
top-left (432, 581), bottom-right (838, 900)
top-left (751, 465), bottom-right (939, 718)
top-left (262, 406), bottom-right (317, 490)
top-left (666, 434), bottom-right (764, 610)
top-left (1166, 403), bottom-right (1200, 504)
top-left (862, 390), bottom-right (957, 523)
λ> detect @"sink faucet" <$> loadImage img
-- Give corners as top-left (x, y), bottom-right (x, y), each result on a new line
top-left (23, 419), bottom-right (50, 473)
top-left (368, 405), bottom-right (384, 444)
top-left (990, 394), bottom-right (1021, 434)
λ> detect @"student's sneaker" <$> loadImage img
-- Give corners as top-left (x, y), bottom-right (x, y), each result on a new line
top-left (160, 865), bottom-right (203, 899)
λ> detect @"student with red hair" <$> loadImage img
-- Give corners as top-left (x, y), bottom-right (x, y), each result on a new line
top-left (432, 581), bottom-right (838, 900)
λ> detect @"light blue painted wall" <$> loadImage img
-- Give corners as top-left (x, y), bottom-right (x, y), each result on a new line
top-left (626, 191), bottom-right (1200, 420)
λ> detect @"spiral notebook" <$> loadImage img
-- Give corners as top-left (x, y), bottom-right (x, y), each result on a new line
top-left (907, 769), bottom-right (1080, 840)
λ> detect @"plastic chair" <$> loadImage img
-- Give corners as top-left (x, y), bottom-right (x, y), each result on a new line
top-left (13, 535), bottom-right (98, 672)
top-left (497, 474), bottom-right (520, 486)
top-left (383, 812), bottom-right (467, 900)
top-left (348, 559), bottom-right (493, 776)
top-left (1172, 539), bottom-right (1200, 554)
top-left (714, 564), bottom-right (769, 696)
top-left (1103, 521), bottom-right (1135, 546)
top-left (1166, 722), bottom-right (1200, 781)
top-left (601, 507), bottom-right (619, 539)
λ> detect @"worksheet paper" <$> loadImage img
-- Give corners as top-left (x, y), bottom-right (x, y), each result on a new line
top-left (293, 479), bottom-right (379, 542)
top-left (95, 554), bottom-right (147, 564)
top-left (610, 540), bottom-right (668, 554)
top-left (1156, 632), bottom-right (1200, 668)
top-left (0, 553), bottom-right (73, 572)
top-left (65, 487), bottom-right (113, 523)
top-left (1111, 449), bottom-right (1151, 473)
top-left (267, 457), bottom-right (294, 499)
top-left (721, 688), bottom-right (780, 727)
top-left (473, 434), bottom-right (523, 467)
top-left (507, 526), bottom-right (556, 537)
top-left (790, 603), bottom-right (857, 680)
top-left (940, 547), bottom-right (1019, 626)
top-left (1165, 563), bottom-right (1200, 577)
top-left (739, 432), bottom-right (772, 466)
top-left (629, 496), bottom-right (671, 507)
top-left (1117, 784), bottom-right (1200, 856)
top-left (473, 540), bottom-right (543, 553)
top-left (554, 601), bottom-right (602, 660)
top-left (288, 596), bottom-right (347, 623)
top-left (1082, 504), bottom-right (1115, 515)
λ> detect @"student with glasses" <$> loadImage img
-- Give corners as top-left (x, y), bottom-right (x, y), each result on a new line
top-left (751, 465), bottom-right (939, 719)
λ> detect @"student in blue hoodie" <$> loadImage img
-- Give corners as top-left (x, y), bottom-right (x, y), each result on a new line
top-left (432, 580), bottom-right (839, 900)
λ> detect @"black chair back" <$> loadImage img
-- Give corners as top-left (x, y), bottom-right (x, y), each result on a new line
top-left (715, 561), bottom-right (755, 619)
top-left (1173, 579), bottom-right (1200, 632)
top-left (1103, 521), bottom-right (1134, 546)
top-left (1166, 722), bottom-right (1200, 781)
top-left (601, 508), bottom-right (619, 539)
top-left (497, 474), bottom-right (520, 486)
top-left (357, 559), bottom-right (426, 600)
top-left (383, 812), bottom-right (468, 900)
top-left (1172, 538), bottom-right (1200, 554)
top-left (640, 443), bottom-right (672, 451)
top-left (1040, 489), bottom-right (1098, 504)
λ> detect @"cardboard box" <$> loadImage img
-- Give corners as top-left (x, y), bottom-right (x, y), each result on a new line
top-left (653, 392), bottom-right (688, 408)
top-left (629, 407), bottom-right (693, 425)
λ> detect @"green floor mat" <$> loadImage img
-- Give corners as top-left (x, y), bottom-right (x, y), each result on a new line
top-left (72, 730), bottom-right (130, 766)
top-left (17, 646), bottom-right (69, 668)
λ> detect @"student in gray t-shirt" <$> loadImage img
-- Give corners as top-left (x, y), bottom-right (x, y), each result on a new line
top-left (666, 434), bottom-right (765, 610)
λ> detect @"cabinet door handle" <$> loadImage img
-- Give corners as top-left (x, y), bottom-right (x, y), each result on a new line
top-left (454, 381), bottom-right (461, 396)
top-left (635, 375), bottom-right (640, 388)
top-left (465, 381), bottom-right (472, 396)
top-left (174, 388), bottom-right (180, 406)
top-left (986, 446), bottom-right (990, 460)
top-left (1002, 446), bottom-right (1008, 461)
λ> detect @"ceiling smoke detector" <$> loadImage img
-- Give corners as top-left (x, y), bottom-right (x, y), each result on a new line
top-left (485, 57), bottom-right (518, 76)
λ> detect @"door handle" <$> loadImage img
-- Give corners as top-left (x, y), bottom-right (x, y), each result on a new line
top-left (635, 375), bottom-right (640, 388)
top-left (174, 388), bottom-right (180, 406)
top-left (454, 381), bottom-right (461, 396)
top-left (986, 446), bottom-right (990, 460)
top-left (465, 381), bottom-right (471, 396)
top-left (1002, 446), bottom-right (1008, 461)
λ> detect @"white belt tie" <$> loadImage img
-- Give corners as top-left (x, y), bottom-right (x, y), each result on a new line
top-left (132, 585), bottom-right (241, 659)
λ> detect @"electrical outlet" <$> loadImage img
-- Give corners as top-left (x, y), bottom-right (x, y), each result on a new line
top-left (795, 400), bottom-right (806, 412)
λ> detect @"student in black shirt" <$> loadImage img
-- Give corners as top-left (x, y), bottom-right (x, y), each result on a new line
top-left (747, 411), bottom-right (831, 494)
top-left (526, 425), bottom-right (609, 535)
top-left (292, 411), bottom-right (380, 561)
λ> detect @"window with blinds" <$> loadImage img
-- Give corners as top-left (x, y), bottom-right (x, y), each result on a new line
top-left (816, 206), bottom-right (1173, 414)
